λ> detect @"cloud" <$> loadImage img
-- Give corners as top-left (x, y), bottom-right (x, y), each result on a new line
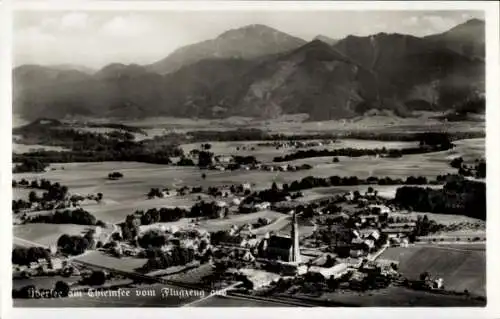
top-left (421, 15), bottom-right (457, 32)
top-left (401, 16), bottom-right (419, 27)
top-left (101, 15), bottom-right (153, 37)
top-left (15, 26), bottom-right (57, 47)
top-left (60, 12), bottom-right (88, 30)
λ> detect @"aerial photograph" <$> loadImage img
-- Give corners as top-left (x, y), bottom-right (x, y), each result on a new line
top-left (11, 8), bottom-right (486, 307)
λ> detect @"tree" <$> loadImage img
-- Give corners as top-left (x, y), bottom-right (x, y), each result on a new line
top-left (28, 191), bottom-right (38, 203)
top-left (97, 193), bottom-right (103, 202)
top-left (87, 270), bottom-right (106, 286)
top-left (333, 157), bottom-right (339, 163)
top-left (419, 271), bottom-right (430, 281)
top-left (54, 281), bottom-right (70, 297)
top-left (271, 182), bottom-right (279, 192)
top-left (202, 173), bottom-right (207, 180)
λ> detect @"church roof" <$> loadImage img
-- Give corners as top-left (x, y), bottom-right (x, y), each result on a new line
top-left (268, 235), bottom-right (293, 249)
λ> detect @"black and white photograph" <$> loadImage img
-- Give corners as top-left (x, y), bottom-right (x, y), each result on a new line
top-left (6, 1), bottom-right (499, 313)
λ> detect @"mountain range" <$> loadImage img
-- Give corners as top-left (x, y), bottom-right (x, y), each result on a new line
top-left (13, 19), bottom-right (485, 121)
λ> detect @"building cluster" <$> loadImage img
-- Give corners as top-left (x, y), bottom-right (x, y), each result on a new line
top-left (12, 255), bottom-right (81, 278)
top-left (208, 162), bottom-right (313, 172)
top-left (257, 140), bottom-right (337, 150)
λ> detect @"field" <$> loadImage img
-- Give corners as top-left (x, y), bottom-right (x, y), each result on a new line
top-left (12, 137), bottom-right (484, 225)
top-left (380, 245), bottom-right (486, 296)
top-left (389, 211), bottom-right (485, 226)
top-left (73, 250), bottom-right (148, 272)
top-left (115, 113), bottom-right (485, 135)
top-left (320, 286), bottom-right (485, 307)
top-left (139, 210), bottom-right (286, 234)
top-left (180, 139), bottom-right (419, 163)
top-left (12, 187), bottom-right (45, 201)
top-left (13, 143), bottom-right (70, 154)
top-left (13, 223), bottom-right (95, 247)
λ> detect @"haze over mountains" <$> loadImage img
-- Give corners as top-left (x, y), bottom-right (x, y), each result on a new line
top-left (13, 19), bottom-right (485, 121)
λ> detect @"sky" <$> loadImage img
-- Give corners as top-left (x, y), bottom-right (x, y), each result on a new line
top-left (13, 10), bottom-right (484, 69)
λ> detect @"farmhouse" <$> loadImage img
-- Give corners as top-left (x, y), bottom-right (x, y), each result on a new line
top-left (308, 262), bottom-right (350, 279)
top-left (368, 204), bottom-right (391, 214)
top-left (381, 227), bottom-right (414, 238)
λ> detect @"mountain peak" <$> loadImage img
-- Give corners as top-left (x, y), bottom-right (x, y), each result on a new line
top-left (313, 35), bottom-right (338, 46)
top-left (147, 24), bottom-right (306, 74)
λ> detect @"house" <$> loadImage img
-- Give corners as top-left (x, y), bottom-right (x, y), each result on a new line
top-left (254, 202), bottom-right (271, 211)
top-left (381, 227), bottom-right (414, 238)
top-left (308, 262), bottom-right (349, 279)
top-left (360, 214), bottom-right (379, 224)
top-left (242, 183), bottom-right (252, 191)
top-left (344, 192), bottom-right (355, 201)
top-left (238, 268), bottom-right (281, 290)
top-left (359, 229), bottom-right (381, 241)
top-left (369, 204), bottom-right (391, 214)
top-left (350, 249), bottom-right (365, 258)
top-left (215, 201), bottom-right (229, 218)
top-left (387, 222), bottom-right (417, 228)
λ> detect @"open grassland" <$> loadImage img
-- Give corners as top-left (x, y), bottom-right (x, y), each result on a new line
top-left (12, 138), bottom-right (483, 223)
top-left (73, 250), bottom-right (147, 273)
top-left (139, 210), bottom-right (285, 234)
top-left (13, 223), bottom-right (93, 247)
top-left (320, 286), bottom-right (485, 306)
top-left (180, 139), bottom-right (419, 163)
top-left (117, 113), bottom-right (485, 135)
top-left (13, 143), bottom-right (70, 154)
top-left (390, 211), bottom-right (485, 226)
top-left (12, 187), bottom-right (45, 201)
top-left (381, 245), bottom-right (486, 296)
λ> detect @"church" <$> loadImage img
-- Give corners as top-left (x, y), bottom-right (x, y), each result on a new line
top-left (258, 210), bottom-right (301, 263)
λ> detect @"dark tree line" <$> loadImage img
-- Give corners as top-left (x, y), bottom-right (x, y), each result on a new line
top-left (185, 129), bottom-right (483, 143)
top-left (108, 172), bottom-right (124, 180)
top-left (139, 247), bottom-right (196, 273)
top-left (27, 208), bottom-right (101, 226)
top-left (13, 158), bottom-right (48, 173)
top-left (283, 174), bottom-right (436, 193)
top-left (12, 247), bottom-right (50, 266)
top-left (57, 234), bottom-right (92, 256)
top-left (13, 121), bottom-right (183, 165)
top-left (393, 180), bottom-right (486, 220)
top-left (273, 142), bottom-right (454, 162)
top-left (450, 157), bottom-right (486, 179)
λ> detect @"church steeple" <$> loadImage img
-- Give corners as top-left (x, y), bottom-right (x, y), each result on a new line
top-left (290, 210), bottom-right (300, 263)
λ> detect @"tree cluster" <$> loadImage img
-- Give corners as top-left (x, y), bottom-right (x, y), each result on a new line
top-left (27, 208), bottom-right (100, 226)
top-left (394, 180), bottom-right (486, 220)
top-left (139, 247), bottom-right (196, 273)
top-left (13, 158), bottom-right (48, 173)
top-left (108, 172), bottom-right (124, 180)
top-left (57, 234), bottom-right (92, 256)
top-left (12, 247), bottom-right (50, 266)
top-left (273, 141), bottom-right (453, 162)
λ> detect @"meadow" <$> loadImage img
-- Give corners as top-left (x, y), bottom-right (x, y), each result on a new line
top-left (380, 245), bottom-right (486, 296)
top-left (12, 137), bottom-right (484, 225)
top-left (13, 143), bottom-right (70, 154)
top-left (13, 223), bottom-right (94, 247)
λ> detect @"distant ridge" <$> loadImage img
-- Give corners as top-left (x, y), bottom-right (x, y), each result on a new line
top-left (146, 24), bottom-right (307, 74)
top-left (13, 20), bottom-right (485, 121)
